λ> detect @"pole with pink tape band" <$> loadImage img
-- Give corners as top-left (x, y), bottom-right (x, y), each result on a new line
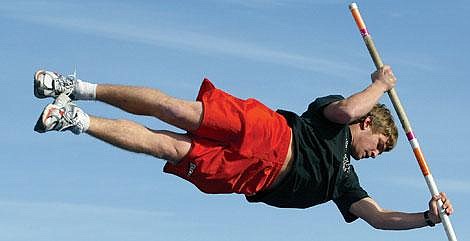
top-left (349, 3), bottom-right (457, 241)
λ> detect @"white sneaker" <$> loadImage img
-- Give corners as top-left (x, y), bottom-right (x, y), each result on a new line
top-left (34, 70), bottom-right (77, 99)
top-left (34, 93), bottom-right (89, 135)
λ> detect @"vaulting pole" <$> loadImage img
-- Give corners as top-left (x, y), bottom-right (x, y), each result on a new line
top-left (348, 3), bottom-right (457, 241)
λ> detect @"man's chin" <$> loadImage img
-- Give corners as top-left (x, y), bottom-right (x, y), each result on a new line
top-left (351, 154), bottom-right (360, 160)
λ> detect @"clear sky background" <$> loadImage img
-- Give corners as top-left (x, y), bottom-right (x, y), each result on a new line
top-left (1, 1), bottom-right (469, 241)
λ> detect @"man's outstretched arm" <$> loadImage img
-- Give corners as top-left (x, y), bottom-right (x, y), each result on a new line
top-left (349, 193), bottom-right (453, 230)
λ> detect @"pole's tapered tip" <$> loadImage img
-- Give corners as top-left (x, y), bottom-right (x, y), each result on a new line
top-left (349, 2), bottom-right (358, 10)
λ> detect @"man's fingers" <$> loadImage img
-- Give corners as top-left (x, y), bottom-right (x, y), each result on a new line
top-left (383, 65), bottom-right (393, 75)
top-left (446, 206), bottom-right (454, 215)
top-left (440, 192), bottom-right (454, 215)
top-left (431, 192), bottom-right (454, 216)
top-left (440, 192), bottom-right (448, 201)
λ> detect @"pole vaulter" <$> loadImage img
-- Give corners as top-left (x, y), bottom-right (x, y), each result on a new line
top-left (349, 3), bottom-right (458, 241)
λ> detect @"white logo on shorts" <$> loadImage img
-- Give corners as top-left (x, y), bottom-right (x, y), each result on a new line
top-left (188, 162), bottom-right (197, 177)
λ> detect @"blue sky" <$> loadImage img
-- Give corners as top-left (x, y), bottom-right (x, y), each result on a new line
top-left (1, 0), bottom-right (469, 240)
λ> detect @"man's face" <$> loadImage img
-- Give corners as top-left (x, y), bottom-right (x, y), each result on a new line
top-left (351, 121), bottom-right (388, 160)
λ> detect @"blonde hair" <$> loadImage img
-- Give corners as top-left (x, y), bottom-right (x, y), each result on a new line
top-left (352, 104), bottom-right (398, 152)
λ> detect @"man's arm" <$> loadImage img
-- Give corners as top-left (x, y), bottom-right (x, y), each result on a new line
top-left (323, 65), bottom-right (396, 124)
top-left (349, 194), bottom-right (453, 230)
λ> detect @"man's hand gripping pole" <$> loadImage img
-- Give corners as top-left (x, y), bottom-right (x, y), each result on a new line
top-left (348, 3), bottom-right (457, 241)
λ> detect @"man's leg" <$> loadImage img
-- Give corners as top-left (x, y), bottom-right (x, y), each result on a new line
top-left (34, 70), bottom-right (202, 132)
top-left (87, 116), bottom-right (191, 164)
top-left (96, 85), bottom-right (202, 132)
top-left (34, 93), bottom-right (191, 164)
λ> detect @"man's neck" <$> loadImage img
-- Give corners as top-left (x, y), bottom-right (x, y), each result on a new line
top-left (349, 123), bottom-right (360, 146)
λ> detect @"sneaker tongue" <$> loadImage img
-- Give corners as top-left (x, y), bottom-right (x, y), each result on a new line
top-left (53, 93), bottom-right (72, 106)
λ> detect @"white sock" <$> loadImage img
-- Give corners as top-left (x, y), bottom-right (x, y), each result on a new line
top-left (73, 79), bottom-right (97, 100)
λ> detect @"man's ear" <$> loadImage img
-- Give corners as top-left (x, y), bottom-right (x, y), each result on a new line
top-left (360, 116), bottom-right (373, 130)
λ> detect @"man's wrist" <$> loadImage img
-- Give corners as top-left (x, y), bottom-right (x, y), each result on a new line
top-left (371, 81), bottom-right (389, 93)
top-left (423, 210), bottom-right (435, 227)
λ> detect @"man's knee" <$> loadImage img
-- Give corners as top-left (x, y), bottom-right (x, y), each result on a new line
top-left (166, 100), bottom-right (203, 132)
top-left (150, 131), bottom-right (192, 164)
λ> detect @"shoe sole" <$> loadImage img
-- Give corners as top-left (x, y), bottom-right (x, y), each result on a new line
top-left (33, 69), bottom-right (48, 99)
top-left (34, 103), bottom-right (52, 133)
top-left (34, 103), bottom-right (64, 133)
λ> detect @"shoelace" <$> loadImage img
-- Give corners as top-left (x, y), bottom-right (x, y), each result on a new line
top-left (62, 105), bottom-right (78, 126)
top-left (54, 74), bottom-right (76, 95)
top-left (61, 104), bottom-right (86, 134)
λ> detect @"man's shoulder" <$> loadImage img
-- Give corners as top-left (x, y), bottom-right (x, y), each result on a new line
top-left (305, 95), bottom-right (345, 115)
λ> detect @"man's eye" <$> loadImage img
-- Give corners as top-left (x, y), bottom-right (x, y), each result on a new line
top-left (377, 142), bottom-right (384, 152)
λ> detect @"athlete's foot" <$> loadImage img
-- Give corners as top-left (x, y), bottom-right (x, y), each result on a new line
top-left (34, 93), bottom-right (89, 135)
top-left (34, 70), bottom-right (77, 99)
